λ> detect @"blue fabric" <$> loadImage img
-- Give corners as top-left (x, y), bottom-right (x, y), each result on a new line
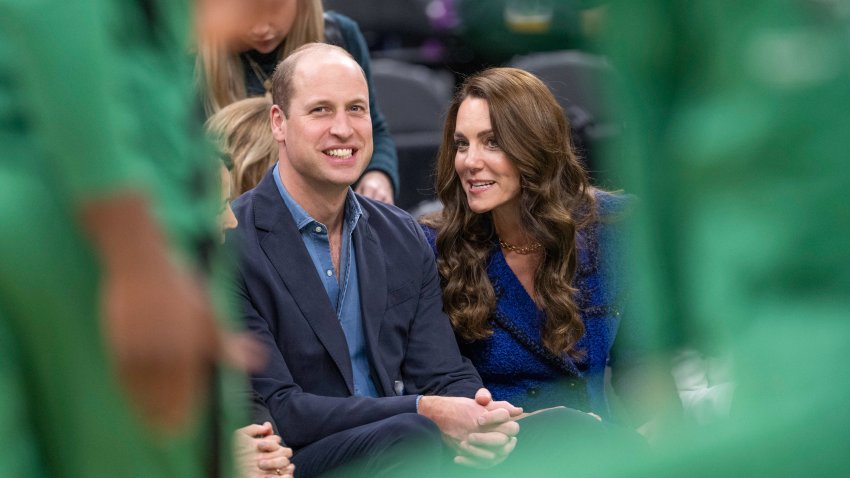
top-left (421, 192), bottom-right (631, 418)
top-left (272, 165), bottom-right (378, 397)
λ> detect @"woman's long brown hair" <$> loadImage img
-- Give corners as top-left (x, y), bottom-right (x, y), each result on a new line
top-left (425, 67), bottom-right (596, 357)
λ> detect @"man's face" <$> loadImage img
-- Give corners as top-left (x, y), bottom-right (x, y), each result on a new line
top-left (273, 53), bottom-right (373, 195)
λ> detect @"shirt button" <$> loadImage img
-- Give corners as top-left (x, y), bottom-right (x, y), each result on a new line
top-left (527, 387), bottom-right (539, 397)
top-left (326, 269), bottom-right (333, 277)
top-left (315, 226), bottom-right (323, 233)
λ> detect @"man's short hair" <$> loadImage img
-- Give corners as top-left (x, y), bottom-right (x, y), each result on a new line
top-left (271, 43), bottom-right (362, 117)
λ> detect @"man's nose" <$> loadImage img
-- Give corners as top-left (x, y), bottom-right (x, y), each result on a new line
top-left (329, 112), bottom-right (354, 138)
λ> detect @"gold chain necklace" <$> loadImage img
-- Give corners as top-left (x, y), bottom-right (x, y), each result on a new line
top-left (245, 55), bottom-right (273, 94)
top-left (498, 239), bottom-right (542, 255)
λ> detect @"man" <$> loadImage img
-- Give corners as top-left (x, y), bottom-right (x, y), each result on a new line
top-left (230, 43), bottom-right (521, 476)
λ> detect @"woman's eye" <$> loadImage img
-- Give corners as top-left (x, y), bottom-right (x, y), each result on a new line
top-left (486, 138), bottom-right (499, 149)
top-left (454, 140), bottom-right (468, 151)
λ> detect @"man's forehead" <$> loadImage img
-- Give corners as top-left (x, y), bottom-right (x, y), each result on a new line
top-left (291, 54), bottom-right (367, 100)
top-left (294, 52), bottom-right (364, 83)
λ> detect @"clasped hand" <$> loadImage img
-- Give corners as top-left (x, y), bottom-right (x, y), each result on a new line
top-left (419, 388), bottom-right (522, 469)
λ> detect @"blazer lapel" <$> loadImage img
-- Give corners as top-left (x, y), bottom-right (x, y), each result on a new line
top-left (352, 206), bottom-right (392, 396)
top-left (252, 172), bottom-right (354, 394)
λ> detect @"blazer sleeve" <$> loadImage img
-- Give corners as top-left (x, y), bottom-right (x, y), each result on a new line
top-left (333, 12), bottom-right (400, 193)
top-left (399, 217), bottom-right (482, 398)
top-left (235, 266), bottom-right (419, 448)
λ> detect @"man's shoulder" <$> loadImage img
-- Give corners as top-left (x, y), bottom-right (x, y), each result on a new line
top-left (356, 194), bottom-right (417, 232)
top-left (355, 194), bottom-right (434, 257)
top-left (231, 188), bottom-right (254, 217)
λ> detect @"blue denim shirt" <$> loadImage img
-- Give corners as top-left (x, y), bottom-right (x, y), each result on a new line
top-left (273, 164), bottom-right (378, 397)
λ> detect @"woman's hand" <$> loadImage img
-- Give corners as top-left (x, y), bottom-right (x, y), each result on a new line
top-left (234, 422), bottom-right (295, 478)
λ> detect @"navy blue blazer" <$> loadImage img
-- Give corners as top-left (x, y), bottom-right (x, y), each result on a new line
top-left (229, 169), bottom-right (482, 449)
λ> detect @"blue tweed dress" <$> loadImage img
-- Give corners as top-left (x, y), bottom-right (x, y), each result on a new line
top-left (421, 192), bottom-right (631, 418)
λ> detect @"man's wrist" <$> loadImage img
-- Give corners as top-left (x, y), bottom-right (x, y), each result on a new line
top-left (415, 394), bottom-right (423, 414)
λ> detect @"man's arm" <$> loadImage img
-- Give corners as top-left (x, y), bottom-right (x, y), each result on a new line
top-left (397, 217), bottom-right (483, 397)
top-left (80, 194), bottom-right (222, 430)
top-left (236, 268), bottom-right (418, 448)
top-left (402, 218), bottom-right (523, 467)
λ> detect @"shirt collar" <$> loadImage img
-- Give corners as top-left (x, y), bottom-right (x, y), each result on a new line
top-left (273, 163), bottom-right (362, 232)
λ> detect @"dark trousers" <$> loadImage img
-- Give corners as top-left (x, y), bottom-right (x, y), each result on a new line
top-left (292, 408), bottom-right (646, 478)
top-left (291, 413), bottom-right (444, 478)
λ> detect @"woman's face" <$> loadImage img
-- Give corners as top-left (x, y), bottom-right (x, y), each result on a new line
top-left (218, 164), bottom-right (238, 242)
top-left (452, 97), bottom-right (522, 215)
top-left (237, 0), bottom-right (299, 53)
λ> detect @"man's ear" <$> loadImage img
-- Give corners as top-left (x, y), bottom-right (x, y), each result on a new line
top-left (270, 104), bottom-right (287, 143)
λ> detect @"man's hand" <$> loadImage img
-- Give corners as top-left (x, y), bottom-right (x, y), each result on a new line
top-left (417, 388), bottom-right (522, 469)
top-left (235, 422), bottom-right (295, 478)
top-left (475, 387), bottom-right (523, 416)
top-left (453, 388), bottom-right (522, 468)
top-left (355, 170), bottom-right (394, 204)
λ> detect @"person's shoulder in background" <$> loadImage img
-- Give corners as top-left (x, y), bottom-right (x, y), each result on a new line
top-left (593, 188), bottom-right (635, 224)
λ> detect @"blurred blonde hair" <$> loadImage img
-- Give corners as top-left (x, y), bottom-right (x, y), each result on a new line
top-left (206, 97), bottom-right (278, 197)
top-left (197, 0), bottom-right (324, 113)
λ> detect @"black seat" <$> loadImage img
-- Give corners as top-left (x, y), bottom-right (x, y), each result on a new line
top-left (370, 58), bottom-right (454, 211)
top-left (509, 50), bottom-right (622, 178)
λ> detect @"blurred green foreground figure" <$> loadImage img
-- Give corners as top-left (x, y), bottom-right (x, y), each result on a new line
top-left (0, 1), bottom-right (240, 476)
top-left (595, 1), bottom-right (850, 476)
top-left (455, 1), bottom-right (850, 476)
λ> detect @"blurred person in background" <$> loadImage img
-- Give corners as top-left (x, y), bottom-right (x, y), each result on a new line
top-left (420, 67), bottom-right (678, 435)
top-left (197, 0), bottom-right (399, 204)
top-left (207, 97), bottom-right (278, 198)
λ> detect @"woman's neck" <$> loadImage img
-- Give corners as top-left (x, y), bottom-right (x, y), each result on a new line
top-left (492, 204), bottom-right (534, 246)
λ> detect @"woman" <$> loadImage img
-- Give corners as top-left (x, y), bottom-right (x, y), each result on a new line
top-left (197, 0), bottom-right (397, 203)
top-left (421, 67), bottom-right (633, 420)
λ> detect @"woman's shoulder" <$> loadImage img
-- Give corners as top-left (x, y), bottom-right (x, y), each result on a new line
top-left (417, 221), bottom-right (439, 255)
top-left (324, 11), bottom-right (361, 38)
top-left (324, 11), bottom-right (369, 65)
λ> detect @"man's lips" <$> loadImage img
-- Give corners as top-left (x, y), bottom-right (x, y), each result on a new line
top-left (324, 148), bottom-right (355, 159)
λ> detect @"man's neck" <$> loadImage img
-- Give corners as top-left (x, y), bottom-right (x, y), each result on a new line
top-left (278, 166), bottom-right (347, 232)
